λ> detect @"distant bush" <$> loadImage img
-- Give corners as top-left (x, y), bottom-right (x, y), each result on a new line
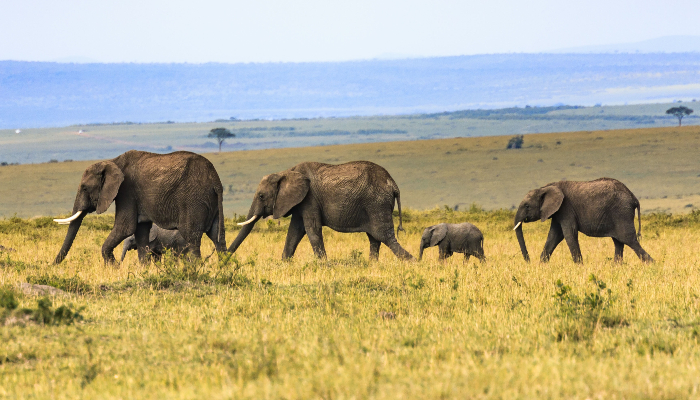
top-left (507, 135), bottom-right (524, 149)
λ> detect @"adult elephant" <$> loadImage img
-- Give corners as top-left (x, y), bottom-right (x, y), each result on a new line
top-left (228, 161), bottom-right (414, 260)
top-left (513, 178), bottom-right (653, 264)
top-left (53, 150), bottom-right (226, 264)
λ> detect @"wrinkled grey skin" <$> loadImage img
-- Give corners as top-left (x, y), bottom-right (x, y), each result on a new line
top-left (419, 222), bottom-right (485, 262)
top-left (120, 224), bottom-right (189, 262)
top-left (514, 178), bottom-right (653, 264)
top-left (54, 150), bottom-right (226, 265)
top-left (228, 161), bottom-right (413, 260)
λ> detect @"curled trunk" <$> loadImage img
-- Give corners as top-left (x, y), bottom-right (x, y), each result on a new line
top-left (53, 213), bottom-right (86, 264)
top-left (514, 224), bottom-right (529, 262)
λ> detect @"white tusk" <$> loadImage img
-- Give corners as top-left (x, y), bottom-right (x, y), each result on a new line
top-left (513, 221), bottom-right (522, 230)
top-left (54, 211), bottom-right (82, 225)
top-left (237, 215), bottom-right (258, 226)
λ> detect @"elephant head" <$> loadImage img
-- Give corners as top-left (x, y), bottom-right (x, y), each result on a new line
top-left (513, 184), bottom-right (564, 262)
top-left (419, 224), bottom-right (447, 260)
top-left (227, 171), bottom-right (310, 253)
top-left (53, 161), bottom-right (124, 264)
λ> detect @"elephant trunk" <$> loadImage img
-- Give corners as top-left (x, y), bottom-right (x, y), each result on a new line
top-left (228, 201), bottom-right (265, 253)
top-left (228, 216), bottom-right (261, 253)
top-left (120, 237), bottom-right (135, 262)
top-left (53, 213), bottom-right (86, 264)
top-left (418, 243), bottom-right (425, 260)
top-left (514, 222), bottom-right (529, 262)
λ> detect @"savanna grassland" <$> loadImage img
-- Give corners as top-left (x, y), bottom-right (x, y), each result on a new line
top-left (1, 208), bottom-right (700, 399)
top-left (1, 125), bottom-right (700, 398)
top-left (2, 124), bottom-right (700, 218)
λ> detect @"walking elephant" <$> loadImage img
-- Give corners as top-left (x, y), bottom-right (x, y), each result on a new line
top-left (419, 222), bottom-right (485, 262)
top-left (513, 178), bottom-right (653, 264)
top-left (120, 224), bottom-right (189, 262)
top-left (228, 161), bottom-right (414, 260)
top-left (53, 150), bottom-right (226, 264)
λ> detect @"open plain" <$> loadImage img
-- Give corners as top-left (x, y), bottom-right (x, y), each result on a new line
top-left (1, 125), bottom-right (700, 398)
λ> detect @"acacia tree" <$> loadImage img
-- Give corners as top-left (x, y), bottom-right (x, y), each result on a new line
top-left (208, 128), bottom-right (235, 152)
top-left (666, 106), bottom-right (693, 126)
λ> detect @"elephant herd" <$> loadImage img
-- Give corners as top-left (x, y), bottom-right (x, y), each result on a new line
top-left (51, 150), bottom-right (653, 265)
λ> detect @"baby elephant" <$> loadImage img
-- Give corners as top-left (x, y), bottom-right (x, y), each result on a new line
top-left (120, 225), bottom-right (189, 262)
top-left (419, 223), bottom-right (485, 262)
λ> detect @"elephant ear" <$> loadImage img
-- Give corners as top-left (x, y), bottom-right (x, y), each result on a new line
top-left (96, 161), bottom-right (124, 214)
top-left (539, 185), bottom-right (564, 222)
top-left (273, 171), bottom-right (310, 219)
top-left (429, 224), bottom-right (448, 247)
top-left (149, 227), bottom-right (159, 242)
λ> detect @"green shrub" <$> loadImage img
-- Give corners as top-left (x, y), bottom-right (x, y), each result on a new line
top-left (25, 274), bottom-right (92, 294)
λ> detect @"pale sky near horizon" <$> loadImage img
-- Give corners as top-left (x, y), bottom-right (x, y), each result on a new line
top-left (2, 0), bottom-right (699, 64)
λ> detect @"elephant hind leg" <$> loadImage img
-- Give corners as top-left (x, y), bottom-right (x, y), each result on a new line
top-left (620, 236), bottom-right (654, 263)
top-left (384, 237), bottom-right (414, 260)
top-left (180, 229), bottom-right (203, 259)
top-left (367, 233), bottom-right (381, 260)
top-left (612, 237), bottom-right (624, 262)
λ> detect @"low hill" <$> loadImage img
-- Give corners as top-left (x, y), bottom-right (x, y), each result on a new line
top-left (1, 125), bottom-right (698, 218)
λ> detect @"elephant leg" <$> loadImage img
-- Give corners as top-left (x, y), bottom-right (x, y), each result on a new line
top-left (102, 221), bottom-right (137, 265)
top-left (303, 218), bottom-right (326, 259)
top-left (612, 237), bottom-right (624, 262)
top-left (618, 235), bottom-right (654, 263)
top-left (282, 213), bottom-right (306, 259)
top-left (438, 246), bottom-right (447, 260)
top-left (180, 229), bottom-right (203, 259)
top-left (540, 221), bottom-right (564, 263)
top-left (367, 233), bottom-right (381, 260)
top-left (384, 236), bottom-right (414, 260)
top-left (562, 227), bottom-right (583, 263)
top-left (135, 222), bottom-right (153, 264)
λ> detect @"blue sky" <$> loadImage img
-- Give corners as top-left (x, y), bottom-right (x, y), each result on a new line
top-left (2, 0), bottom-right (700, 63)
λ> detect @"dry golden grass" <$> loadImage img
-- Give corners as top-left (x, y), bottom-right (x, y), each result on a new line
top-left (1, 209), bottom-right (700, 399)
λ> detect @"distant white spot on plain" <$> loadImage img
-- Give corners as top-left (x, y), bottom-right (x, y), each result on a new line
top-left (15, 129), bottom-right (21, 134)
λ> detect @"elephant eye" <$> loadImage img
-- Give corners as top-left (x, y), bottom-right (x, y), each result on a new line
top-left (258, 194), bottom-right (264, 200)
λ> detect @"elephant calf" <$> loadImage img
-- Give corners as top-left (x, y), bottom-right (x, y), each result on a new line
top-left (120, 225), bottom-right (188, 262)
top-left (419, 223), bottom-right (485, 262)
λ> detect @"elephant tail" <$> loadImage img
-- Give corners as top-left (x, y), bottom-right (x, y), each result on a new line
top-left (216, 186), bottom-right (226, 249)
top-left (394, 187), bottom-right (405, 237)
top-left (636, 202), bottom-right (642, 239)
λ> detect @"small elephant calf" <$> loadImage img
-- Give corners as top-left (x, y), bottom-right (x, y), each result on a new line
top-left (120, 225), bottom-right (189, 262)
top-left (419, 223), bottom-right (485, 262)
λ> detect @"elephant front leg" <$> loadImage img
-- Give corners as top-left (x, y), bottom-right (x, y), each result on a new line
top-left (304, 218), bottom-right (327, 259)
top-left (282, 213), bottom-right (307, 259)
top-left (540, 221), bottom-right (564, 263)
top-left (102, 227), bottom-right (136, 265)
top-left (562, 227), bottom-right (583, 263)
top-left (367, 233), bottom-right (381, 260)
top-left (135, 222), bottom-right (153, 264)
